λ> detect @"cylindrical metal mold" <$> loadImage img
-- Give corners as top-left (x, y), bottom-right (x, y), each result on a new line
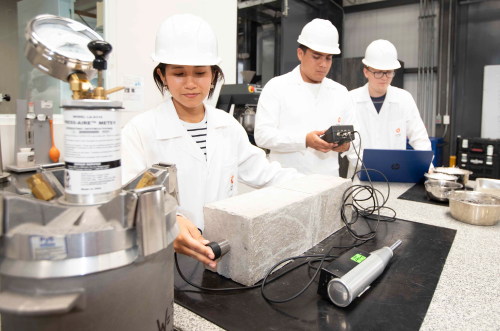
top-left (0, 244), bottom-right (174, 331)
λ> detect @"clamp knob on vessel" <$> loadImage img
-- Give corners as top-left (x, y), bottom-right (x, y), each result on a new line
top-left (86, 40), bottom-right (124, 99)
top-left (206, 240), bottom-right (231, 260)
top-left (87, 40), bottom-right (112, 71)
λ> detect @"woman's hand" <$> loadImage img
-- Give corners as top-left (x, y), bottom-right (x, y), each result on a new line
top-left (174, 215), bottom-right (217, 268)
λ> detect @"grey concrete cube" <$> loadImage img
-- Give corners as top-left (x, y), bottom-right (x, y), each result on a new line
top-left (203, 174), bottom-right (352, 286)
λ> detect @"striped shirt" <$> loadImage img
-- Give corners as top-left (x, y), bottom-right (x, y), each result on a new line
top-left (370, 94), bottom-right (386, 113)
top-left (180, 114), bottom-right (207, 160)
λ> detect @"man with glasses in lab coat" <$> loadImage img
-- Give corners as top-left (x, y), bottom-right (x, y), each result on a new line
top-left (350, 40), bottom-right (431, 153)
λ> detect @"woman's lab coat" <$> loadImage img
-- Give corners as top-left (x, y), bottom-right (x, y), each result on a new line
top-left (122, 98), bottom-right (300, 230)
top-left (254, 65), bottom-right (360, 176)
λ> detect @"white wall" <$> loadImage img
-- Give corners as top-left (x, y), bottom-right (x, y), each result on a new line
top-left (105, 0), bottom-right (237, 128)
top-left (1, 0), bottom-right (237, 170)
top-left (344, 3), bottom-right (422, 99)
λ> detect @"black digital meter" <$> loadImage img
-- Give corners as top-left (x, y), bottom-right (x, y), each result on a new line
top-left (320, 125), bottom-right (355, 145)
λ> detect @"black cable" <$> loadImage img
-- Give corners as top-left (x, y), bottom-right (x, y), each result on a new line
top-left (261, 245), bottom-right (335, 303)
top-left (259, 132), bottom-right (396, 302)
top-left (175, 251), bottom-right (347, 292)
top-left (175, 130), bottom-right (396, 303)
top-left (260, 242), bottom-right (365, 303)
top-left (338, 132), bottom-right (396, 242)
top-left (307, 257), bottom-right (337, 270)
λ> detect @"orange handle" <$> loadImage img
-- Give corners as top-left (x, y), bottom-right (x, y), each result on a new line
top-left (49, 119), bottom-right (55, 146)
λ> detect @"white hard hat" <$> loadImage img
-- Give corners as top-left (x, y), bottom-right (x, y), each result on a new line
top-left (151, 14), bottom-right (222, 65)
top-left (297, 19), bottom-right (340, 55)
top-left (362, 40), bottom-right (401, 70)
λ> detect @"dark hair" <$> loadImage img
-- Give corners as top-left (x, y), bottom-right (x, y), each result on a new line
top-left (298, 44), bottom-right (309, 54)
top-left (153, 64), bottom-right (225, 99)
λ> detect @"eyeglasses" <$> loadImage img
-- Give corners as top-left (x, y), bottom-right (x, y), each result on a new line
top-left (366, 68), bottom-right (396, 79)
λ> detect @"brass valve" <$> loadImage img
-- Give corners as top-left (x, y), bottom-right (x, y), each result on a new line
top-left (67, 41), bottom-right (125, 100)
top-left (26, 173), bottom-right (56, 201)
top-left (135, 171), bottom-right (158, 189)
top-left (68, 73), bottom-right (93, 100)
top-left (68, 73), bottom-right (124, 100)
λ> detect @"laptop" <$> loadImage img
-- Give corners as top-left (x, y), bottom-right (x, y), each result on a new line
top-left (357, 149), bottom-right (434, 183)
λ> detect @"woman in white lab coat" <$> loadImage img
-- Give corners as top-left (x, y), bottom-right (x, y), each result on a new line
top-left (122, 14), bottom-right (300, 268)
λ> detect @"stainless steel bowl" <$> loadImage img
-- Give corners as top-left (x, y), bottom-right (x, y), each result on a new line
top-left (475, 178), bottom-right (500, 197)
top-left (424, 180), bottom-right (463, 202)
top-left (446, 190), bottom-right (500, 226)
top-left (434, 167), bottom-right (472, 186)
top-left (424, 172), bottom-right (458, 182)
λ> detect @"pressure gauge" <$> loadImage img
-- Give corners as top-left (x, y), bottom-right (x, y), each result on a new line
top-left (25, 14), bottom-right (104, 82)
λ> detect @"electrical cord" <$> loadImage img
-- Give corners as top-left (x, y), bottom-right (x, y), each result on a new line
top-left (176, 252), bottom-right (343, 292)
top-left (175, 130), bottom-right (396, 303)
top-left (260, 131), bottom-right (395, 303)
top-left (260, 242), bottom-right (365, 303)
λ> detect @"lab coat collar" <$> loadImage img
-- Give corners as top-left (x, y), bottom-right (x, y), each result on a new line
top-left (356, 83), bottom-right (400, 103)
top-left (154, 98), bottom-right (231, 140)
top-left (291, 65), bottom-right (338, 90)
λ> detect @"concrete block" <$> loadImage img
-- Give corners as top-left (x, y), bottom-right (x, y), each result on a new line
top-left (203, 174), bottom-right (352, 286)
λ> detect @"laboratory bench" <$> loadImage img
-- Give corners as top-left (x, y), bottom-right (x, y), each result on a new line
top-left (173, 181), bottom-right (500, 331)
top-left (0, 175), bottom-right (497, 331)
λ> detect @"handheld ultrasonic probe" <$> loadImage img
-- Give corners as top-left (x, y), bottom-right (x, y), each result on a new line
top-left (206, 240), bottom-right (231, 260)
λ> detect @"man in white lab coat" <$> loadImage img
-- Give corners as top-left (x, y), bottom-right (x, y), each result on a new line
top-left (254, 19), bottom-right (360, 177)
top-left (350, 40), bottom-right (431, 152)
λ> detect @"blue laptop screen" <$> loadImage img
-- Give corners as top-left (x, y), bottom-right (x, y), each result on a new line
top-left (357, 149), bottom-right (434, 183)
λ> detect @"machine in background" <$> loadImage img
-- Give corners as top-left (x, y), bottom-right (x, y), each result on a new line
top-left (216, 71), bottom-right (262, 146)
top-left (7, 100), bottom-right (63, 172)
top-left (456, 136), bottom-right (500, 180)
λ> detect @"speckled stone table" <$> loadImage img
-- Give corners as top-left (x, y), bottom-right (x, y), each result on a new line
top-left (174, 181), bottom-right (500, 331)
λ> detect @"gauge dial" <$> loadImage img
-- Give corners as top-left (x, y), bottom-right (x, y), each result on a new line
top-left (25, 15), bottom-right (104, 82)
top-left (34, 22), bottom-right (96, 61)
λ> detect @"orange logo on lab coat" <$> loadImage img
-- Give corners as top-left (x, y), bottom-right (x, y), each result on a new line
top-left (338, 117), bottom-right (341, 123)
top-left (396, 128), bottom-right (401, 133)
top-left (231, 175), bottom-right (234, 184)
